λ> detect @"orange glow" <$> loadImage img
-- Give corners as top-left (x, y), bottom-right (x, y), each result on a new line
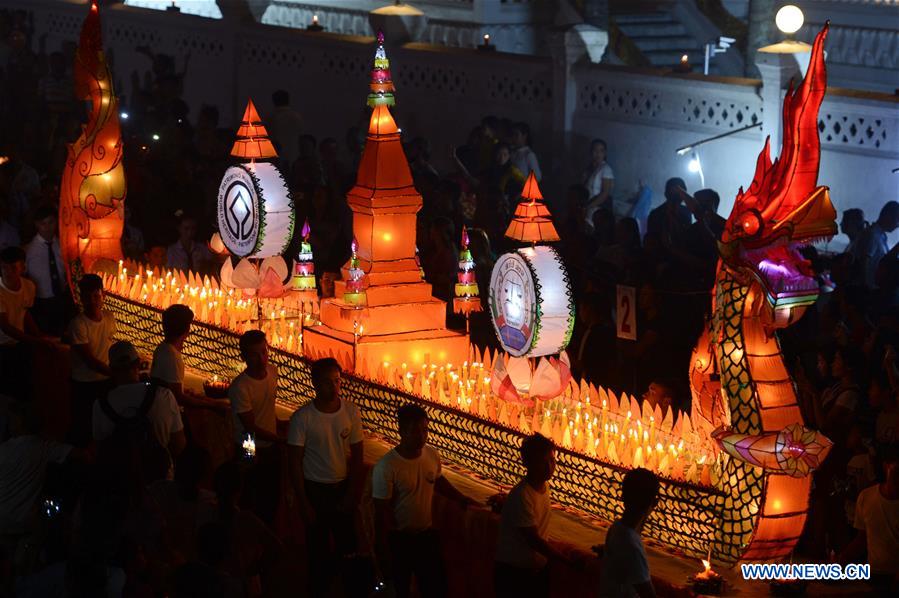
top-left (230, 99), bottom-right (278, 159)
top-left (59, 0), bottom-right (125, 288)
top-left (505, 172), bottom-right (560, 243)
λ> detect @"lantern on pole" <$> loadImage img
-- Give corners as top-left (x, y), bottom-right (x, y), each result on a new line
top-left (453, 226), bottom-right (482, 319)
top-left (217, 99), bottom-right (295, 260)
top-left (489, 173), bottom-right (573, 358)
top-left (367, 31), bottom-right (396, 108)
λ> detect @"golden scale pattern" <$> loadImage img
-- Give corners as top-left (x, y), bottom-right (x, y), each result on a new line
top-left (711, 273), bottom-right (765, 564)
top-left (107, 292), bottom-right (724, 560)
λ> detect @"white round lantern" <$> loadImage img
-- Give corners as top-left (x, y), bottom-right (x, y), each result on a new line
top-left (489, 246), bottom-right (575, 358)
top-left (217, 162), bottom-right (294, 258)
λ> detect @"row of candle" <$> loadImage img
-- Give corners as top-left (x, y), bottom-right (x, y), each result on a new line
top-left (357, 352), bottom-right (721, 485)
top-left (105, 264), bottom-right (720, 484)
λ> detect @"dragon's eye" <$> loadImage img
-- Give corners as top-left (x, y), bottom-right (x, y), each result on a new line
top-left (736, 211), bottom-right (762, 237)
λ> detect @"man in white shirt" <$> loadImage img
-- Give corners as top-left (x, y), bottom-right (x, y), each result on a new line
top-left (25, 205), bottom-right (71, 336)
top-left (598, 468), bottom-right (659, 598)
top-left (67, 274), bottom-right (117, 447)
top-left (509, 122), bottom-right (541, 182)
top-left (842, 445), bottom-right (899, 592)
top-left (854, 201), bottom-right (899, 289)
top-left (229, 330), bottom-right (283, 525)
top-left (0, 402), bottom-right (77, 542)
top-left (93, 340), bottom-right (185, 459)
top-left (584, 139), bottom-right (615, 229)
top-left (0, 246), bottom-right (45, 399)
top-left (288, 357), bottom-right (363, 597)
top-left (494, 433), bottom-right (574, 598)
top-left (151, 304), bottom-right (227, 412)
top-left (372, 404), bottom-right (477, 598)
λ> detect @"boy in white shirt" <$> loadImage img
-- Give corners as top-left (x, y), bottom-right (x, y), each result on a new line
top-left (494, 433), bottom-right (573, 598)
top-left (25, 205), bottom-right (72, 336)
top-left (67, 274), bottom-right (116, 446)
top-left (288, 357), bottom-right (363, 597)
top-left (150, 304), bottom-right (227, 412)
top-left (598, 468), bottom-right (659, 598)
top-left (229, 329), bottom-right (283, 525)
top-left (93, 340), bottom-right (185, 458)
top-left (0, 246), bottom-right (46, 399)
top-left (372, 404), bottom-right (476, 598)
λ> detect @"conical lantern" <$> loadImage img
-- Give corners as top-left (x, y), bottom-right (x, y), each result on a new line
top-left (343, 237), bottom-right (367, 306)
top-left (504, 172), bottom-right (560, 243)
top-left (292, 219), bottom-right (316, 291)
top-left (367, 31), bottom-right (396, 108)
top-left (216, 99), bottom-right (295, 259)
top-left (454, 226), bottom-right (482, 315)
top-left (230, 99), bottom-right (278, 159)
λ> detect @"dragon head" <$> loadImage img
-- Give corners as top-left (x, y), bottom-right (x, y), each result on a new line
top-left (720, 25), bottom-right (836, 318)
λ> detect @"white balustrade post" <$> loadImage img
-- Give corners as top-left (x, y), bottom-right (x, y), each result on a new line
top-left (755, 50), bottom-right (800, 155)
top-left (548, 25), bottom-right (608, 182)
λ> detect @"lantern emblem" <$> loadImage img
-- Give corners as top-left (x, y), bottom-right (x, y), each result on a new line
top-left (216, 99), bottom-right (294, 259)
top-left (489, 246), bottom-right (573, 358)
top-left (224, 181), bottom-right (254, 241)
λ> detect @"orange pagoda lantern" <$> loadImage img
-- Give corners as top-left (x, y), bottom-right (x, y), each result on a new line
top-left (303, 42), bottom-right (467, 373)
top-left (504, 172), bottom-right (560, 244)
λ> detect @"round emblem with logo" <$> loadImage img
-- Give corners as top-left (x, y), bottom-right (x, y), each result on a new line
top-left (216, 162), bottom-right (295, 259)
top-left (488, 246), bottom-right (575, 358)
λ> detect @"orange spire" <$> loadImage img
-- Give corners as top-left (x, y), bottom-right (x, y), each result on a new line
top-left (504, 172), bottom-right (560, 243)
top-left (230, 99), bottom-right (278, 159)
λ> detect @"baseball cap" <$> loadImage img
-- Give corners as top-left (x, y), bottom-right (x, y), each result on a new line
top-left (108, 341), bottom-right (140, 369)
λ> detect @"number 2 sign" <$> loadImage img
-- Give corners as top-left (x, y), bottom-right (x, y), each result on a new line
top-left (616, 285), bottom-right (637, 341)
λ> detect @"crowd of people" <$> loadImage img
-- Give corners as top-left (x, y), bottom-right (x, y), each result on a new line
top-left (1, 7), bottom-right (898, 596)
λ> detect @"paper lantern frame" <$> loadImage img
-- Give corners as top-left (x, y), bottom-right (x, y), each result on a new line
top-left (217, 162), bottom-right (295, 259)
top-left (489, 246), bottom-right (575, 358)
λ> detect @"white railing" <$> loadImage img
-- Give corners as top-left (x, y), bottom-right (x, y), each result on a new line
top-left (6, 0), bottom-right (898, 226)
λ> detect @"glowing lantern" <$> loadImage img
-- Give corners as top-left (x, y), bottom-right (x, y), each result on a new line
top-left (491, 352), bottom-right (572, 406)
top-left (367, 31), bottom-right (396, 108)
top-left (59, 0), bottom-right (126, 288)
top-left (490, 174), bottom-right (572, 358)
top-left (504, 172), bottom-right (560, 243)
top-left (343, 237), bottom-right (367, 307)
top-left (208, 232), bottom-right (229, 256)
top-left (453, 226), bottom-right (482, 316)
top-left (489, 246), bottom-right (574, 358)
top-left (217, 99), bottom-right (294, 259)
top-left (292, 219), bottom-right (316, 292)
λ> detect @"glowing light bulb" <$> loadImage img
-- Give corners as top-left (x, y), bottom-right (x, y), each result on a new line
top-left (120, 112), bottom-right (129, 119)
top-left (775, 5), bottom-right (804, 34)
top-left (152, 133), bottom-right (160, 141)
top-left (688, 158), bottom-right (701, 173)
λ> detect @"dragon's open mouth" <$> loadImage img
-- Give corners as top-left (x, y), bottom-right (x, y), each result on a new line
top-left (739, 187), bottom-right (837, 308)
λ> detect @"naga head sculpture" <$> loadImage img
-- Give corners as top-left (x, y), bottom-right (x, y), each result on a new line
top-left (720, 25), bottom-right (836, 323)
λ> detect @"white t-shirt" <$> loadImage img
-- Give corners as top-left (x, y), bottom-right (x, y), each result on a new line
top-left (372, 446), bottom-right (442, 532)
top-left (287, 399), bottom-right (363, 483)
top-left (151, 341), bottom-right (185, 385)
top-left (0, 435), bottom-right (72, 534)
top-left (92, 382), bottom-right (184, 449)
top-left (585, 162), bottom-right (615, 200)
top-left (853, 484), bottom-right (899, 575)
top-left (229, 365), bottom-right (278, 447)
top-left (0, 277), bottom-right (35, 345)
top-left (495, 479), bottom-right (552, 570)
top-left (510, 146), bottom-right (541, 182)
top-left (68, 311), bottom-right (117, 382)
top-left (598, 520), bottom-right (651, 597)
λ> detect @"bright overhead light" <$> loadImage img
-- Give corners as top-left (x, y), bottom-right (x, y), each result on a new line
top-left (120, 112), bottom-right (129, 119)
top-left (775, 5), bottom-right (804, 35)
top-left (152, 133), bottom-right (160, 141)
top-left (688, 158), bottom-right (701, 173)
